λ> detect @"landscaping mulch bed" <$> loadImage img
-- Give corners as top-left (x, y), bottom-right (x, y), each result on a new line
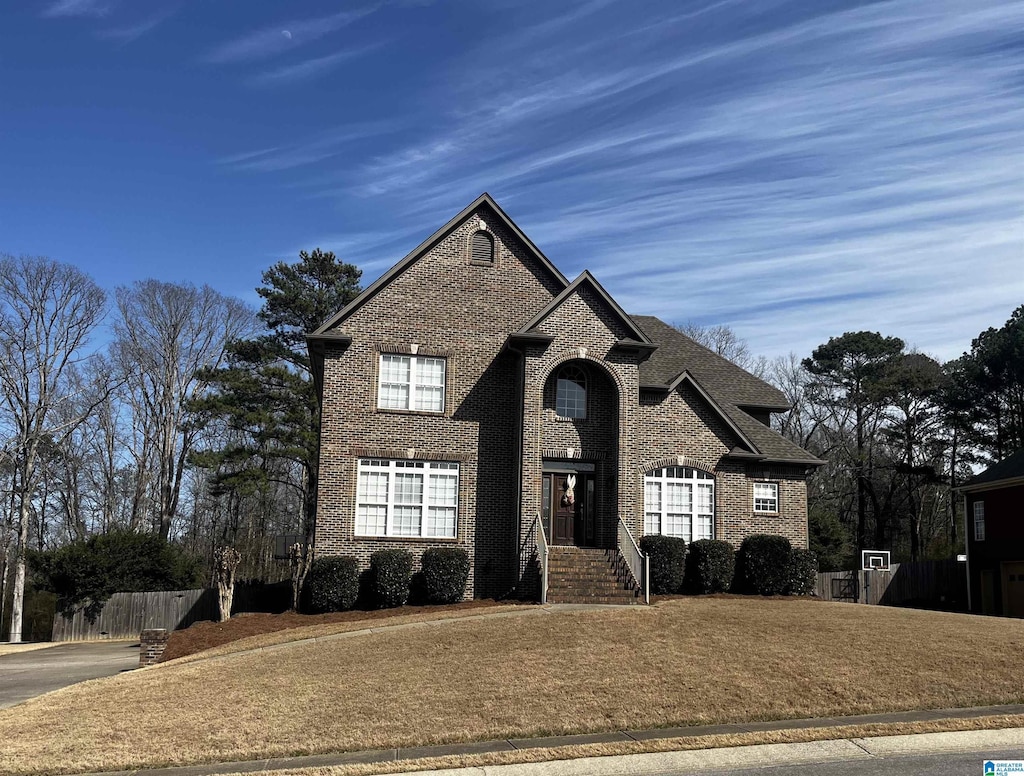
top-left (160, 600), bottom-right (510, 662)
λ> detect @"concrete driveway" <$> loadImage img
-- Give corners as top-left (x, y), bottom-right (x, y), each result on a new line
top-left (0, 641), bottom-right (139, 709)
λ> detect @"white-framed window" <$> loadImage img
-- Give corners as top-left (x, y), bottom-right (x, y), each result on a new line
top-left (643, 467), bottom-right (714, 542)
top-left (753, 482), bottom-right (779, 513)
top-left (974, 500), bottom-right (985, 542)
top-left (556, 365), bottom-right (586, 419)
top-left (356, 459), bottom-right (459, 538)
top-left (377, 354), bottom-right (446, 413)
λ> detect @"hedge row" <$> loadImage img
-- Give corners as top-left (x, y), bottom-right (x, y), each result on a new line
top-left (301, 535), bottom-right (817, 611)
top-left (636, 534), bottom-right (817, 596)
top-left (300, 547), bottom-right (470, 613)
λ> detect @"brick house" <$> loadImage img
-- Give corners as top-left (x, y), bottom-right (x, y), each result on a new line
top-left (307, 193), bottom-right (823, 602)
top-left (959, 449), bottom-right (1024, 617)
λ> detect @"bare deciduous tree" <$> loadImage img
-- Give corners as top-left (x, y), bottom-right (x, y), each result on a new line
top-left (673, 321), bottom-right (768, 378)
top-left (114, 281), bottom-right (253, 540)
top-left (0, 255), bottom-right (107, 642)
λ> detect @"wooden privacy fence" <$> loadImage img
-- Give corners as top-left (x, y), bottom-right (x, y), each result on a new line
top-left (816, 560), bottom-right (968, 610)
top-left (51, 588), bottom-right (217, 642)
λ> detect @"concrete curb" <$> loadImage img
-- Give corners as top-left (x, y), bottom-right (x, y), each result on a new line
top-left (396, 728), bottom-right (1024, 776)
top-left (74, 704), bottom-right (1024, 776)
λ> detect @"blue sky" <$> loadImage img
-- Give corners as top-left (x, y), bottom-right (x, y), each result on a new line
top-left (2, 0), bottom-right (1022, 361)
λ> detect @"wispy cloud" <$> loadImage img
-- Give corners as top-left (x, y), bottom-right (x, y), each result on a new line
top-left (249, 44), bottom-right (381, 87)
top-left (96, 10), bottom-right (174, 43)
top-left (43, 0), bottom-right (114, 18)
top-left (286, 0), bottom-right (1024, 361)
top-left (217, 123), bottom-right (395, 173)
top-left (205, 8), bottom-right (376, 64)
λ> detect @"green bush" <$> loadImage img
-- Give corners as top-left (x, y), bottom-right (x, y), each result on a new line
top-left (639, 535), bottom-right (687, 594)
top-left (420, 547), bottom-right (470, 604)
top-left (28, 530), bottom-right (203, 620)
top-left (786, 548), bottom-right (818, 596)
top-left (369, 549), bottom-right (413, 608)
top-left (683, 539), bottom-right (735, 594)
top-left (302, 556), bottom-right (359, 613)
top-left (736, 534), bottom-right (793, 595)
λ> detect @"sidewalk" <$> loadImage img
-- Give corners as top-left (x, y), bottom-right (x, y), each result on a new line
top-left (79, 703), bottom-right (1024, 776)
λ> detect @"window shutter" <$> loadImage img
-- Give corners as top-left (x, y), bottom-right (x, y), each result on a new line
top-left (471, 231), bottom-right (494, 264)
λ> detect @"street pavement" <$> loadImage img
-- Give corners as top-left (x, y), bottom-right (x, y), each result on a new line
top-left (0, 640), bottom-right (138, 709)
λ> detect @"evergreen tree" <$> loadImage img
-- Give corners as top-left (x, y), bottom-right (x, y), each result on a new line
top-left (803, 332), bottom-right (904, 554)
top-left (191, 249), bottom-right (361, 551)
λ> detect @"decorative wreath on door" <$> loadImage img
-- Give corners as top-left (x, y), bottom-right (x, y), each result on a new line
top-left (561, 474), bottom-right (576, 507)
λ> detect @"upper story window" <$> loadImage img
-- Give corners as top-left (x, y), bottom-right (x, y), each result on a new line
top-left (378, 354), bottom-right (445, 413)
top-left (556, 365), bottom-right (587, 419)
top-left (644, 466), bottom-right (714, 541)
top-left (470, 230), bottom-right (494, 265)
top-left (974, 500), bottom-right (985, 541)
top-left (356, 459), bottom-right (459, 538)
top-left (753, 482), bottom-right (779, 513)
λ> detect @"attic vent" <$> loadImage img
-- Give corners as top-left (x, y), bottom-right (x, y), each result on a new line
top-left (471, 230), bottom-right (494, 265)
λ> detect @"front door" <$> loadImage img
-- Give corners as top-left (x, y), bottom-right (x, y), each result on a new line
top-left (1002, 562), bottom-right (1024, 617)
top-left (542, 471), bottom-right (594, 546)
top-left (553, 473), bottom-right (578, 544)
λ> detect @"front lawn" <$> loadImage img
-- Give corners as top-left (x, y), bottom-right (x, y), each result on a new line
top-left (2, 598), bottom-right (1022, 775)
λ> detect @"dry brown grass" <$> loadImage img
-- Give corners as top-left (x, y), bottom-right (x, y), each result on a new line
top-left (1, 598), bottom-right (1022, 776)
top-left (222, 714), bottom-right (1024, 776)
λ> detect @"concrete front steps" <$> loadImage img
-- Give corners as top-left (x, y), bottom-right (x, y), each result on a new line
top-left (546, 546), bottom-right (643, 604)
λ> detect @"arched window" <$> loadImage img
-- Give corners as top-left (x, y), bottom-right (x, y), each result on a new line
top-left (643, 466), bottom-right (714, 541)
top-left (556, 364), bottom-right (587, 419)
top-left (470, 230), bottom-right (494, 264)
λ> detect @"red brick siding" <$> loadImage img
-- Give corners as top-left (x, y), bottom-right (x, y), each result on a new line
top-left (634, 386), bottom-right (809, 549)
top-left (315, 206), bottom-right (812, 600)
top-left (315, 208), bottom-right (561, 598)
top-left (519, 286), bottom-right (643, 555)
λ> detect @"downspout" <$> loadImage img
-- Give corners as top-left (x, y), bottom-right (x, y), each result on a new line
top-left (505, 341), bottom-right (526, 594)
top-left (514, 346), bottom-right (525, 589)
top-left (962, 491), bottom-right (972, 612)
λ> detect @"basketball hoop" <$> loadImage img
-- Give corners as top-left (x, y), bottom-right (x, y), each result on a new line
top-left (861, 550), bottom-right (891, 572)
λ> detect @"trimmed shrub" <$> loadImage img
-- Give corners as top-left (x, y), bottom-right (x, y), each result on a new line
top-left (420, 547), bottom-right (470, 604)
top-left (301, 556), bottom-right (359, 614)
top-left (683, 539), bottom-right (735, 594)
top-left (737, 534), bottom-right (793, 595)
top-left (639, 535), bottom-right (687, 594)
top-left (786, 548), bottom-right (818, 596)
top-left (369, 549), bottom-right (413, 608)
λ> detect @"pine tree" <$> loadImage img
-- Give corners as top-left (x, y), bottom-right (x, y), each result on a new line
top-left (191, 249), bottom-right (361, 554)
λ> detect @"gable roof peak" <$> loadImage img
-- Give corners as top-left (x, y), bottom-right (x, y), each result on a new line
top-left (311, 192), bottom-right (568, 335)
top-left (516, 269), bottom-right (653, 345)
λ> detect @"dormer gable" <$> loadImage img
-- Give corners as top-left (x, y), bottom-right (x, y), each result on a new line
top-left (509, 271), bottom-right (657, 360)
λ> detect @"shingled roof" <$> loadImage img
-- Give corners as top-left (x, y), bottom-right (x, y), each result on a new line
top-left (960, 448), bottom-right (1024, 491)
top-left (623, 315), bottom-right (821, 466)
top-left (720, 403), bottom-right (825, 466)
top-left (630, 315), bottom-right (790, 411)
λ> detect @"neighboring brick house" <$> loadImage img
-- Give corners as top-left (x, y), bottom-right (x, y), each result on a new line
top-left (958, 449), bottom-right (1024, 617)
top-left (307, 193), bottom-right (823, 601)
